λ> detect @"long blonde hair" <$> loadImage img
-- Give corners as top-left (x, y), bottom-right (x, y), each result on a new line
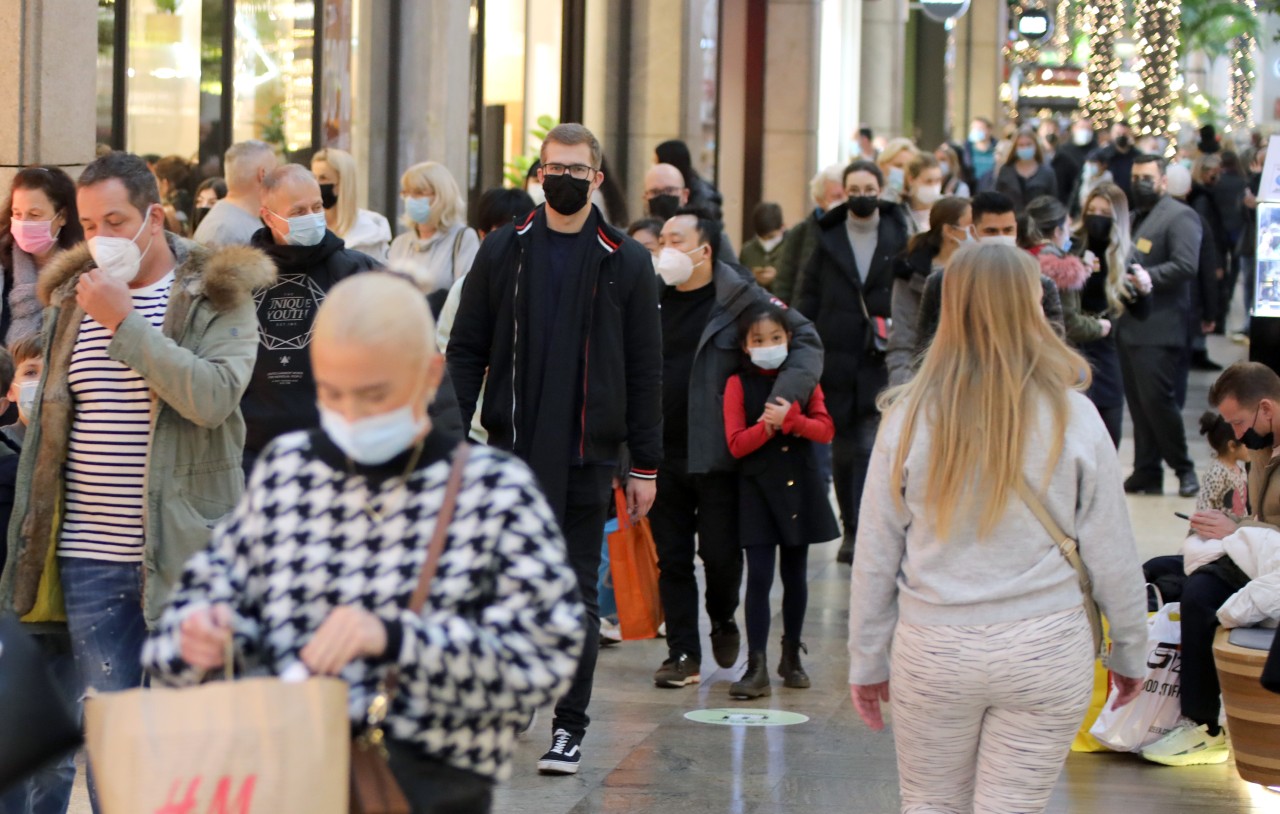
top-left (880, 244), bottom-right (1090, 539)
top-left (312, 148), bottom-right (359, 238)
top-left (1078, 182), bottom-right (1133, 316)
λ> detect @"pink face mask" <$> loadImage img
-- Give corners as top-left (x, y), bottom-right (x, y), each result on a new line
top-left (12, 218), bottom-right (59, 256)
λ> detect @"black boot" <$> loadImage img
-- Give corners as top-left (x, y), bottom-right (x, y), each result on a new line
top-left (836, 533), bottom-right (854, 565)
top-left (778, 638), bottom-right (811, 689)
top-left (729, 651), bottom-right (771, 699)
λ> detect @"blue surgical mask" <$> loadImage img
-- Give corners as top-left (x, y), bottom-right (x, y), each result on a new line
top-left (319, 403), bottom-right (429, 466)
top-left (1016, 147), bottom-right (1037, 162)
top-left (16, 380), bottom-right (38, 421)
top-left (272, 211), bottom-right (327, 247)
top-left (888, 167), bottom-right (906, 193)
top-left (404, 196), bottom-right (432, 224)
top-left (1061, 235), bottom-right (1073, 253)
top-left (969, 128), bottom-right (987, 144)
top-left (938, 160), bottom-right (951, 177)
top-left (749, 344), bottom-right (788, 371)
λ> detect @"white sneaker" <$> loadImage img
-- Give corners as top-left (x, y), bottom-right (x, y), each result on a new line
top-left (1140, 719), bottom-right (1229, 766)
top-left (599, 617), bottom-right (623, 645)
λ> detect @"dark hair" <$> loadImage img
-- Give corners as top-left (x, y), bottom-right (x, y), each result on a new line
top-left (843, 160), bottom-right (884, 189)
top-left (154, 156), bottom-right (194, 193)
top-left (8, 332), bottom-right (42, 367)
top-left (1209, 362), bottom-right (1280, 409)
top-left (751, 202), bottom-right (783, 237)
top-left (1200, 411), bottom-right (1238, 457)
top-left (0, 166), bottom-right (84, 267)
top-left (474, 187), bottom-right (535, 235)
top-left (0, 347), bottom-right (13, 395)
top-left (1112, 120), bottom-right (1132, 131)
top-left (1132, 154), bottom-right (1166, 176)
top-left (141, 154), bottom-right (162, 166)
top-left (1221, 151), bottom-right (1242, 174)
top-left (525, 161), bottom-right (541, 184)
top-left (195, 177), bottom-right (228, 201)
top-left (1022, 195), bottom-right (1069, 246)
top-left (596, 155), bottom-right (629, 226)
top-left (655, 140), bottom-right (701, 185)
top-left (970, 190), bottom-right (1015, 223)
top-left (78, 152), bottom-right (162, 216)
top-left (906, 196), bottom-right (971, 256)
top-left (674, 205), bottom-right (721, 264)
top-left (627, 218), bottom-right (664, 239)
top-left (859, 126), bottom-right (874, 141)
top-left (735, 301), bottom-right (790, 345)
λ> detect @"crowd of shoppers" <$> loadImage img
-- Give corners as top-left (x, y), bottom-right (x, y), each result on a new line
top-left (0, 111), bottom-right (1274, 814)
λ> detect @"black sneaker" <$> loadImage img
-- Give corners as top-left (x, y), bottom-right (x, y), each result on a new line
top-left (1124, 473), bottom-right (1163, 495)
top-left (653, 653), bottom-right (701, 688)
top-left (709, 620), bottom-right (741, 669)
top-left (537, 728), bottom-right (582, 775)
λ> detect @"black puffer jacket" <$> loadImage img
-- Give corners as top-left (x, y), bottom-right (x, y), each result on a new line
top-left (795, 202), bottom-right (909, 429)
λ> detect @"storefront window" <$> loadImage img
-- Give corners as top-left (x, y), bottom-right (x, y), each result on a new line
top-left (125, 0), bottom-right (205, 158)
top-left (233, 0), bottom-right (318, 163)
top-left (97, 0), bottom-right (118, 148)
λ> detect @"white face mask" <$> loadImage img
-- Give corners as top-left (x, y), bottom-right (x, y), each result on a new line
top-left (979, 235), bottom-right (1018, 247)
top-left (87, 205), bottom-right (156, 283)
top-left (760, 234), bottom-right (784, 252)
top-left (950, 225), bottom-right (975, 244)
top-left (16, 380), bottom-right (38, 422)
top-left (915, 184), bottom-right (943, 206)
top-left (1072, 129), bottom-right (1093, 147)
top-left (319, 403), bottom-right (429, 466)
top-left (655, 245), bottom-right (705, 286)
top-left (526, 182), bottom-right (546, 206)
top-left (749, 344), bottom-right (788, 370)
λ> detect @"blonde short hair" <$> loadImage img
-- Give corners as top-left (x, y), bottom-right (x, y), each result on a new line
top-left (877, 138), bottom-right (920, 172)
top-left (399, 162), bottom-right (465, 232)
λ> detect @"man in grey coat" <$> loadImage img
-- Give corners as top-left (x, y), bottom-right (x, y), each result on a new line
top-left (1117, 155), bottom-right (1203, 497)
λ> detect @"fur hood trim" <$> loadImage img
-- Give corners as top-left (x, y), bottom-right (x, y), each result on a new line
top-left (1037, 251), bottom-right (1090, 292)
top-left (38, 234), bottom-right (276, 310)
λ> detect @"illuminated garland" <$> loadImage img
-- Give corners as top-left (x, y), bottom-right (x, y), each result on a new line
top-left (1230, 0), bottom-right (1257, 130)
top-left (1083, 0), bottom-right (1122, 123)
top-left (1132, 0), bottom-right (1181, 140)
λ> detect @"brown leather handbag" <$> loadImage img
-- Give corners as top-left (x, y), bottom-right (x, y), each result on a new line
top-left (349, 444), bottom-right (471, 814)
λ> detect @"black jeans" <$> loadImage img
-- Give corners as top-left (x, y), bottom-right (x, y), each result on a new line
top-left (1117, 342), bottom-right (1194, 480)
top-left (551, 466), bottom-right (613, 738)
top-left (1180, 569), bottom-right (1238, 726)
top-left (649, 459), bottom-right (742, 662)
top-left (832, 415), bottom-right (881, 542)
top-left (1097, 404), bottom-right (1123, 449)
top-left (387, 742), bottom-right (494, 814)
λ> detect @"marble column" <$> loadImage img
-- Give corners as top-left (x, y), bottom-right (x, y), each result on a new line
top-left (858, 0), bottom-right (909, 138)
top-left (950, 0), bottom-right (1005, 140)
top-left (762, 0), bottom-right (821, 228)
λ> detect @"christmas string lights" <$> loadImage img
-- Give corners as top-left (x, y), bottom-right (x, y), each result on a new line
top-left (1133, 0), bottom-right (1181, 141)
top-left (1083, 0), bottom-right (1122, 124)
top-left (1230, 0), bottom-right (1257, 130)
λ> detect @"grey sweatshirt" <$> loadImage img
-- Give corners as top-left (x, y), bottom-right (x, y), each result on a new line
top-left (848, 390), bottom-right (1149, 685)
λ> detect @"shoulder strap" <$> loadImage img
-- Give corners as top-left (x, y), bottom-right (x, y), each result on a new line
top-left (451, 227), bottom-right (468, 279)
top-left (408, 443), bottom-right (471, 613)
top-left (1014, 477), bottom-right (1075, 555)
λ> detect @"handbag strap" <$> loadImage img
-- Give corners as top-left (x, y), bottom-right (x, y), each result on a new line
top-left (407, 443), bottom-right (472, 614)
top-left (1014, 477), bottom-right (1091, 589)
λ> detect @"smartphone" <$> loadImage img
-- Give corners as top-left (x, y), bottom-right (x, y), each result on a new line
top-left (1174, 512), bottom-right (1191, 520)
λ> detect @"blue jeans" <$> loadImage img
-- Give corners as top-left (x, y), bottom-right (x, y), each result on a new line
top-left (598, 519), bottom-right (618, 620)
top-left (58, 558), bottom-right (147, 814)
top-left (0, 635), bottom-right (78, 814)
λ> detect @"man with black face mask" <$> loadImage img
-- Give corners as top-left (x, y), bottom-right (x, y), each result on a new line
top-left (1139, 363), bottom-right (1280, 767)
top-left (643, 162), bottom-right (739, 264)
top-left (1116, 155), bottom-right (1203, 499)
top-left (448, 123), bottom-right (663, 776)
top-left (1097, 120), bottom-right (1138, 200)
top-left (796, 160), bottom-right (908, 565)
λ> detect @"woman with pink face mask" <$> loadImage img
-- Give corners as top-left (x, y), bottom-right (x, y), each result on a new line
top-left (0, 166), bottom-right (83, 345)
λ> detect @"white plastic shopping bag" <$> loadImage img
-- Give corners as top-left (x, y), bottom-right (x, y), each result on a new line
top-left (1088, 602), bottom-right (1183, 752)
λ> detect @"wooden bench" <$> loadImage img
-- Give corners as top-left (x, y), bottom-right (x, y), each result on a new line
top-left (1214, 628), bottom-right (1280, 786)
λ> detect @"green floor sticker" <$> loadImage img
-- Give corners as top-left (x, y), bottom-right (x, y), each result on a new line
top-left (684, 708), bottom-right (810, 727)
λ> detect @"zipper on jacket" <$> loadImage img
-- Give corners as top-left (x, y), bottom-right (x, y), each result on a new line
top-left (511, 258), bottom-right (522, 448)
top-left (579, 278), bottom-right (600, 460)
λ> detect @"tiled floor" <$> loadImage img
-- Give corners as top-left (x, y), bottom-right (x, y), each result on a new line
top-left (64, 333), bottom-right (1280, 813)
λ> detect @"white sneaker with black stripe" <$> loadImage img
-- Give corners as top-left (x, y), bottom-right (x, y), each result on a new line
top-left (537, 728), bottom-right (583, 775)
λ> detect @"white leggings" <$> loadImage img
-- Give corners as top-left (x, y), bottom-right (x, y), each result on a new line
top-left (889, 607), bottom-right (1095, 814)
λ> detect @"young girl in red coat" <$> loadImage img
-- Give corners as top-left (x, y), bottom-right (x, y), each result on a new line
top-left (723, 302), bottom-right (839, 698)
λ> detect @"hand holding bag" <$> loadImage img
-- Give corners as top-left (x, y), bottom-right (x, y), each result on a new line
top-left (350, 443), bottom-right (471, 814)
top-left (0, 617), bottom-right (82, 793)
top-left (1015, 477), bottom-right (1108, 662)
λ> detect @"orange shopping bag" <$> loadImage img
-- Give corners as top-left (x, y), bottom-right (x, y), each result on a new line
top-left (607, 487), bottom-right (664, 640)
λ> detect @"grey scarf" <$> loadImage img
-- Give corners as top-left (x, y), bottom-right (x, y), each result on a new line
top-left (7, 248), bottom-right (43, 344)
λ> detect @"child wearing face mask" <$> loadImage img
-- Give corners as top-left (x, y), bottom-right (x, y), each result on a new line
top-left (739, 202), bottom-right (786, 291)
top-left (721, 303), bottom-right (838, 700)
top-left (903, 154), bottom-right (945, 235)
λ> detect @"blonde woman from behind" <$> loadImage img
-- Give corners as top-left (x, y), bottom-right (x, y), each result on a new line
top-left (848, 243), bottom-right (1149, 814)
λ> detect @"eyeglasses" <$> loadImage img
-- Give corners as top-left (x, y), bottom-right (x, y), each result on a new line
top-left (542, 163), bottom-right (598, 181)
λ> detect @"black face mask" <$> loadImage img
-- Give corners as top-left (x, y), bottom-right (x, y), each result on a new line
top-left (1242, 406), bottom-right (1275, 451)
top-left (192, 206), bottom-right (213, 231)
top-left (1115, 135), bottom-right (1132, 152)
top-left (847, 195), bottom-right (880, 219)
top-left (542, 174), bottom-right (592, 216)
top-left (647, 194), bottom-right (681, 221)
top-left (1132, 178), bottom-right (1161, 211)
top-left (320, 183), bottom-right (338, 210)
top-left (1084, 215), bottom-right (1113, 246)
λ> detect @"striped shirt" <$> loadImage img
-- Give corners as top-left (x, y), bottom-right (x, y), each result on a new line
top-left (59, 271), bottom-right (175, 562)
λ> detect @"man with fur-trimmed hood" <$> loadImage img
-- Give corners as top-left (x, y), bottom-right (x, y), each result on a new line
top-left (0, 153), bottom-right (273, 746)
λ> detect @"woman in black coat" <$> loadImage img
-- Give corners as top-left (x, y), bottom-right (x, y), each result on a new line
top-left (995, 126), bottom-right (1058, 211)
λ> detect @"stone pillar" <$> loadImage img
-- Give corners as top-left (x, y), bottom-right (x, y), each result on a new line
top-left (622, 0), bottom-right (688, 219)
top-left (951, 0), bottom-right (1005, 139)
top-left (0, 0), bottom-right (97, 185)
top-left (762, 0), bottom-right (821, 228)
top-left (859, 0), bottom-right (909, 138)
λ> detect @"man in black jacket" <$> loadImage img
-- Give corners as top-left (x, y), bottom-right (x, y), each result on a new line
top-left (648, 208), bottom-right (823, 690)
top-left (796, 160), bottom-right (907, 565)
top-left (448, 124), bottom-right (663, 775)
top-left (245, 164), bottom-right (461, 472)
